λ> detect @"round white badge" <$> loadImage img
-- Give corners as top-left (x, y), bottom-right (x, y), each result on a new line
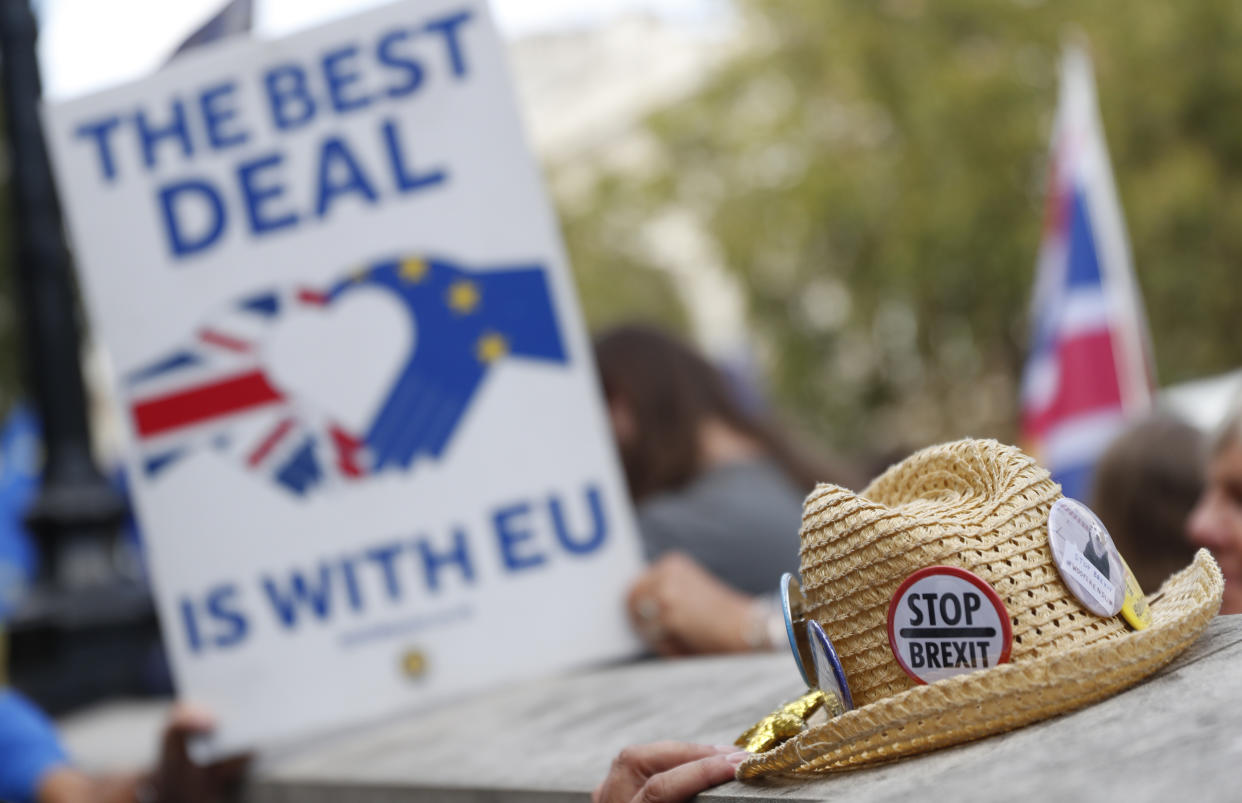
top-left (887, 566), bottom-right (1012, 685)
top-left (1047, 498), bottom-right (1126, 617)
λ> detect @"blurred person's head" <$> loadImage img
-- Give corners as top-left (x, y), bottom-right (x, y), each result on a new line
top-left (1090, 414), bottom-right (1202, 591)
top-left (1187, 403), bottom-right (1242, 614)
top-left (593, 324), bottom-right (850, 501)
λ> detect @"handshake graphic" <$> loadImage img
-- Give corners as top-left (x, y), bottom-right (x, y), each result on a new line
top-left (125, 255), bottom-right (568, 497)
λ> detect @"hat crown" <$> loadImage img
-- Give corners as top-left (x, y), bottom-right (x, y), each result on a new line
top-left (800, 438), bottom-right (1129, 706)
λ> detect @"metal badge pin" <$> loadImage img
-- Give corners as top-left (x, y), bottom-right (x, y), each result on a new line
top-left (886, 565), bottom-right (1013, 685)
top-left (807, 619), bottom-right (854, 711)
top-left (1119, 556), bottom-right (1151, 631)
top-left (781, 572), bottom-right (814, 686)
top-left (1047, 498), bottom-right (1126, 617)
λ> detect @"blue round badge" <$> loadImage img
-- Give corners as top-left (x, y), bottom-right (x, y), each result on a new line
top-left (781, 572), bottom-right (813, 687)
top-left (807, 619), bottom-right (854, 711)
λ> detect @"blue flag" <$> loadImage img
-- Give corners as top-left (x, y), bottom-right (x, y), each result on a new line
top-left (169, 0), bottom-right (253, 60)
top-left (0, 404), bottom-right (40, 620)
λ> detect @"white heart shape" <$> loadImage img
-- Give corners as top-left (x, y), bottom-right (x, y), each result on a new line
top-left (264, 286), bottom-right (414, 437)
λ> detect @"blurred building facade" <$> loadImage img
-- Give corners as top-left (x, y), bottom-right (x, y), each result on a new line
top-left (509, 13), bottom-right (753, 360)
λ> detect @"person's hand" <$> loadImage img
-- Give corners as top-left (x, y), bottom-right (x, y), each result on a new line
top-left (141, 704), bottom-right (249, 803)
top-left (38, 704), bottom-right (249, 803)
top-left (627, 552), bottom-right (756, 655)
top-left (592, 742), bottom-right (746, 803)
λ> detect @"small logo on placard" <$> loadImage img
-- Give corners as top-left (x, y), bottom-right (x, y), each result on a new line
top-left (1047, 498), bottom-right (1126, 617)
top-left (400, 648), bottom-right (429, 679)
top-left (887, 566), bottom-right (1012, 685)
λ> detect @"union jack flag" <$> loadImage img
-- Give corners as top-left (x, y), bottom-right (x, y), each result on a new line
top-left (1020, 45), bottom-right (1155, 501)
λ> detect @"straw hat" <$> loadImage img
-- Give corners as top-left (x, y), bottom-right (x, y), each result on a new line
top-left (739, 438), bottom-right (1222, 778)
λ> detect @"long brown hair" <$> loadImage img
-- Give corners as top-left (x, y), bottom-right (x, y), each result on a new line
top-left (593, 324), bottom-right (850, 501)
top-left (1090, 414), bottom-right (1201, 590)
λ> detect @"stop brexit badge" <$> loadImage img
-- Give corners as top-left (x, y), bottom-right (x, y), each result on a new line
top-left (887, 566), bottom-right (1013, 685)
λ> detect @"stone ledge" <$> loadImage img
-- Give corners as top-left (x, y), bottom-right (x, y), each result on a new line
top-left (59, 616), bottom-right (1242, 803)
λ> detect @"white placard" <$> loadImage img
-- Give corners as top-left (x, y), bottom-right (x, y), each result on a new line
top-left (42, 0), bottom-right (644, 755)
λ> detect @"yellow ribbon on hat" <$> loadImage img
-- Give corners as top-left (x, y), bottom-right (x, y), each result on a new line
top-left (734, 689), bottom-right (843, 753)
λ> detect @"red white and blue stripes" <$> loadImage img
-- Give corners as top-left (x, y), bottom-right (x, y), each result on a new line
top-left (1021, 45), bottom-right (1154, 500)
top-left (125, 285), bottom-right (368, 496)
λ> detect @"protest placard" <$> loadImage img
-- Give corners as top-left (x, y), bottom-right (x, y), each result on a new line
top-left (42, 0), bottom-right (644, 755)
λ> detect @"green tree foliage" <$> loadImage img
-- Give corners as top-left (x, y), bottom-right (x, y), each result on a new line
top-left (556, 0), bottom-right (1242, 455)
top-left (559, 171), bottom-right (691, 337)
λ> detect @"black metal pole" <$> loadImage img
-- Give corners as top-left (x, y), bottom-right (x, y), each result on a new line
top-left (0, 0), bottom-right (126, 586)
top-left (0, 1), bottom-right (167, 714)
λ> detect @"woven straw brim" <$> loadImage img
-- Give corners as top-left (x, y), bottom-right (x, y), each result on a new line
top-left (738, 549), bottom-right (1223, 779)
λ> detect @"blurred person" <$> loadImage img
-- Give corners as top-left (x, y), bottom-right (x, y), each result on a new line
top-left (594, 324), bottom-right (855, 655)
top-left (0, 693), bottom-right (246, 803)
top-left (1187, 403), bottom-right (1242, 615)
top-left (1090, 414), bottom-right (1201, 590)
top-left (1, 522), bottom-right (243, 803)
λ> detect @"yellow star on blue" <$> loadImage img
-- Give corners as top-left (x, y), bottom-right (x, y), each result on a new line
top-left (400, 257), bottom-right (429, 283)
top-left (447, 280), bottom-right (481, 314)
top-left (476, 331), bottom-right (509, 362)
